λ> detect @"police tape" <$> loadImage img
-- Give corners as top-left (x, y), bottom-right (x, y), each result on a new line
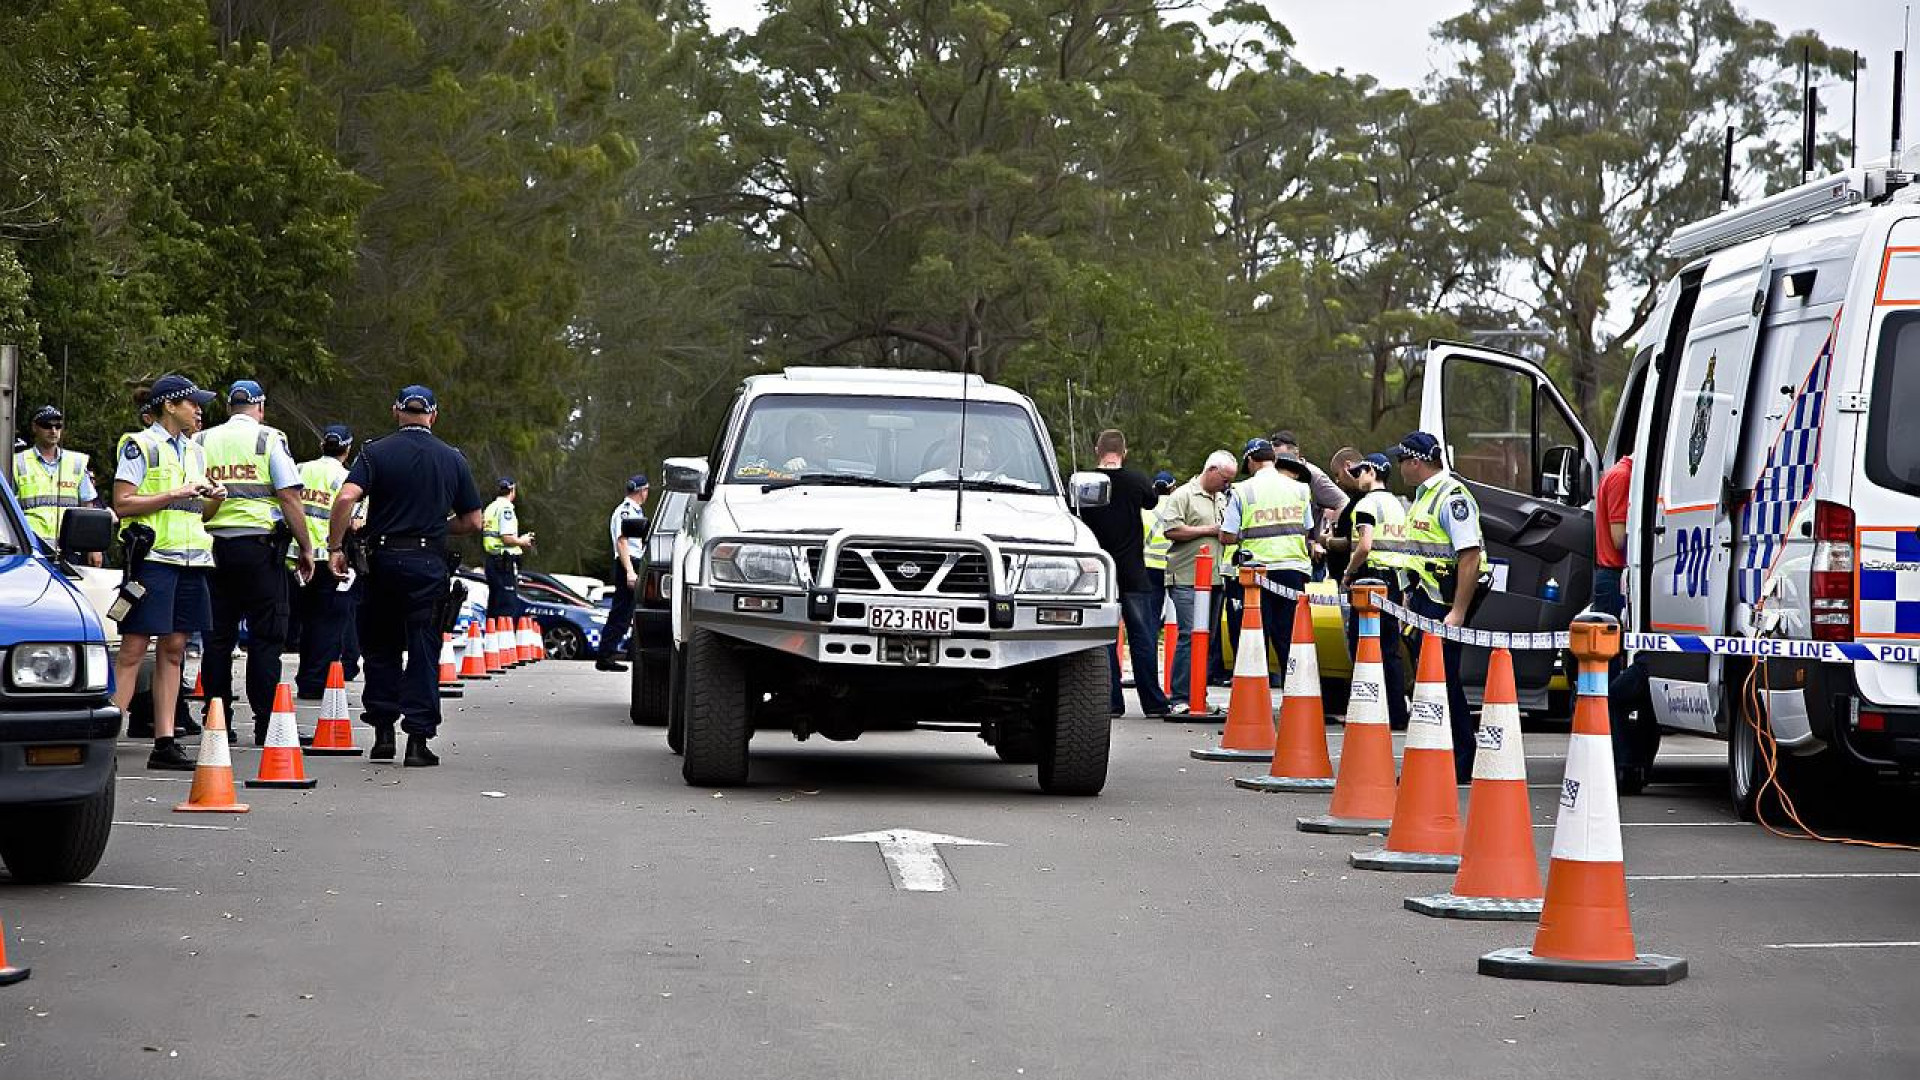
top-left (1248, 572), bottom-right (1920, 666)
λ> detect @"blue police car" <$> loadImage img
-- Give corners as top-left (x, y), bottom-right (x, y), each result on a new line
top-left (0, 488), bottom-right (119, 883)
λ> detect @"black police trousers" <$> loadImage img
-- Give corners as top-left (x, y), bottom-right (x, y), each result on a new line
top-left (205, 534), bottom-right (290, 732)
top-left (294, 564), bottom-right (356, 698)
top-left (597, 559), bottom-right (637, 661)
top-left (360, 547), bottom-right (449, 737)
top-left (484, 554), bottom-right (523, 619)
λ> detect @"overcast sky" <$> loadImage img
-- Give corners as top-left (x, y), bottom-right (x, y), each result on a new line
top-left (704, 0), bottom-right (1917, 166)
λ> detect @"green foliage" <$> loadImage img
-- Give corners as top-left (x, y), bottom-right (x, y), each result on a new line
top-left (0, 0), bottom-right (1850, 569)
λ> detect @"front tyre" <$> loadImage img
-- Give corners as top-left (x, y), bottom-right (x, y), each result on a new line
top-left (0, 767), bottom-right (115, 884)
top-left (543, 622), bottom-right (586, 662)
top-left (631, 653), bottom-right (669, 726)
top-left (681, 629), bottom-right (750, 786)
top-left (1037, 649), bottom-right (1111, 796)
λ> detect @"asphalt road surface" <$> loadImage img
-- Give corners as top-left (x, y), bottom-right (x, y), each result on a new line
top-left (3, 663), bottom-right (1917, 1079)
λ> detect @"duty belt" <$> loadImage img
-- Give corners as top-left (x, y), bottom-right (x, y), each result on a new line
top-left (372, 535), bottom-right (443, 551)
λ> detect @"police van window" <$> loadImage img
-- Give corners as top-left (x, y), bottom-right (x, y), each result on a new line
top-left (1537, 383), bottom-right (1581, 486)
top-left (1442, 359), bottom-right (1534, 493)
top-left (1866, 312), bottom-right (1920, 496)
top-left (726, 395), bottom-right (1056, 493)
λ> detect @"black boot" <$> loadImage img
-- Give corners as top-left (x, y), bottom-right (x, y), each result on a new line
top-left (146, 740), bottom-right (195, 772)
top-left (594, 658), bottom-right (629, 673)
top-left (403, 734), bottom-right (439, 768)
top-left (369, 724), bottom-right (396, 761)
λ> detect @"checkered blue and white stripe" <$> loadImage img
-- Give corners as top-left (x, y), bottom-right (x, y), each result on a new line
top-left (1738, 314), bottom-right (1838, 605)
top-left (1859, 529), bottom-right (1920, 638)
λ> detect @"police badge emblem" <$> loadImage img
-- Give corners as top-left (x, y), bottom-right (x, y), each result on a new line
top-left (1687, 353), bottom-right (1717, 476)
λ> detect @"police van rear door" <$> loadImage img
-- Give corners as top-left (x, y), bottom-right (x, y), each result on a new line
top-left (1419, 340), bottom-right (1600, 708)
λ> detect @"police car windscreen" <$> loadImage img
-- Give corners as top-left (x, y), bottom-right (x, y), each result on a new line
top-left (0, 486), bottom-right (25, 551)
top-left (727, 395), bottom-right (1055, 493)
top-left (1869, 315), bottom-right (1920, 494)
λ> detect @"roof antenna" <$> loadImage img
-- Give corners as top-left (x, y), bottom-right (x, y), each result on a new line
top-left (1719, 126), bottom-right (1735, 209)
top-left (1895, 49), bottom-right (1907, 164)
top-left (953, 347), bottom-right (975, 532)
top-left (1851, 50), bottom-right (1860, 168)
top-left (1803, 46), bottom-right (1816, 183)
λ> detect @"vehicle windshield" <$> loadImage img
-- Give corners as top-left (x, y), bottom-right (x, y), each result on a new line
top-left (726, 394), bottom-right (1057, 494)
top-left (0, 493), bottom-right (27, 555)
top-left (1868, 313), bottom-right (1920, 496)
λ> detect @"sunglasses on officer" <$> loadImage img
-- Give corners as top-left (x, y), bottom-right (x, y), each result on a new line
top-left (34, 420), bottom-right (63, 431)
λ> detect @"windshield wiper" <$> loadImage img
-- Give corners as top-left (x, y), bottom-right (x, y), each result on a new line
top-left (760, 473), bottom-right (909, 492)
top-left (911, 479), bottom-right (1043, 495)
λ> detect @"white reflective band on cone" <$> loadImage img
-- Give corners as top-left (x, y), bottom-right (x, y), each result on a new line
top-left (1406, 686), bottom-right (1452, 751)
top-left (1232, 626), bottom-right (1268, 679)
top-left (440, 639), bottom-right (455, 665)
top-left (322, 686), bottom-right (349, 719)
top-left (266, 709), bottom-right (299, 748)
top-left (1283, 636), bottom-right (1319, 697)
top-left (1548, 732), bottom-right (1624, 863)
top-left (1472, 702), bottom-right (1527, 781)
top-left (197, 728), bottom-right (232, 769)
top-left (1346, 660), bottom-right (1388, 726)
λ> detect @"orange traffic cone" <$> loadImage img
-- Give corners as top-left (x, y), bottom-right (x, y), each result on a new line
top-left (1192, 566), bottom-right (1276, 762)
top-left (438, 634), bottom-right (464, 699)
top-left (308, 662), bottom-right (362, 757)
top-left (0, 917), bottom-right (28, 985)
top-left (175, 699), bottom-right (249, 813)
top-left (1352, 635), bottom-right (1462, 871)
top-left (1409, 647), bottom-right (1542, 918)
top-left (517, 617), bottom-right (536, 665)
top-left (1186, 549), bottom-right (1222, 717)
top-left (1116, 623), bottom-right (1131, 689)
top-left (531, 617), bottom-right (547, 661)
top-left (1481, 613), bottom-right (1687, 985)
top-left (247, 683), bottom-right (316, 790)
top-left (1159, 595), bottom-right (1177, 699)
top-left (1299, 580), bottom-right (1397, 835)
top-left (488, 618), bottom-right (508, 673)
top-left (1236, 596), bottom-right (1334, 792)
top-left (461, 621), bottom-right (491, 681)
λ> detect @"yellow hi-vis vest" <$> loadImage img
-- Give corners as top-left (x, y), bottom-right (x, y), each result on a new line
top-left (1142, 496), bottom-right (1170, 571)
top-left (198, 420), bottom-right (287, 533)
top-left (127, 430), bottom-right (214, 567)
top-left (1403, 473), bottom-right (1478, 597)
top-left (1353, 489), bottom-right (1422, 573)
top-left (482, 497), bottom-right (516, 555)
top-left (295, 457), bottom-right (347, 556)
top-left (1232, 467), bottom-right (1312, 571)
top-left (13, 448), bottom-right (89, 544)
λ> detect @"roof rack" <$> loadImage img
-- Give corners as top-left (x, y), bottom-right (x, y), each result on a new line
top-left (1661, 165), bottom-right (1910, 262)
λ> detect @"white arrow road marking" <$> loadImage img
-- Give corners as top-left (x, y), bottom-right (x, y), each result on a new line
top-left (817, 829), bottom-right (1003, 892)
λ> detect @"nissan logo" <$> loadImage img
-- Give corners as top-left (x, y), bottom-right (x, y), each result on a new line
top-left (896, 562), bottom-right (923, 580)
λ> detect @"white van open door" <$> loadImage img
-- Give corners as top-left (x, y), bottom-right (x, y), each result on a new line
top-left (1419, 340), bottom-right (1602, 709)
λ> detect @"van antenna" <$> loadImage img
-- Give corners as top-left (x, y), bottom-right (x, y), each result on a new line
top-left (953, 348), bottom-right (975, 532)
top-left (1802, 46), bottom-right (1816, 183)
top-left (1719, 126), bottom-right (1735, 209)
top-left (1851, 50), bottom-right (1860, 168)
top-left (1896, 49), bottom-right (1907, 161)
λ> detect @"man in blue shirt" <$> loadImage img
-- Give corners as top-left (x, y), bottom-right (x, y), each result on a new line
top-left (328, 386), bottom-right (483, 767)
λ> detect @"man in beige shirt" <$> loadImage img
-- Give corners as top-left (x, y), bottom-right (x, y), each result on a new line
top-left (1158, 450), bottom-right (1237, 715)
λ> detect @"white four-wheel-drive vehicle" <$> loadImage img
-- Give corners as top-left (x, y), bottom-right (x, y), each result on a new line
top-left (649, 367), bottom-right (1121, 794)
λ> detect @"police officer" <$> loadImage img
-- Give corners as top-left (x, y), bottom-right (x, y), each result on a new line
top-left (109, 375), bottom-right (222, 771)
top-left (198, 380), bottom-right (314, 745)
top-left (1219, 439), bottom-right (1317, 685)
top-left (482, 477), bottom-right (534, 620)
top-left (291, 425), bottom-right (356, 699)
top-left (329, 386), bottom-right (483, 767)
top-left (1160, 450), bottom-right (1237, 716)
top-left (1339, 452), bottom-right (1416, 730)
top-left (1392, 431), bottom-right (1485, 782)
top-left (596, 474), bottom-right (650, 673)
top-left (12, 405), bottom-right (100, 564)
top-left (1142, 469), bottom-right (1175, 659)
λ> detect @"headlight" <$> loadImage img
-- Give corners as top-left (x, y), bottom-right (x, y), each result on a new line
top-left (84, 644), bottom-right (109, 692)
top-left (710, 542), bottom-right (802, 587)
top-left (1017, 555), bottom-right (1105, 597)
top-left (10, 643), bottom-right (79, 690)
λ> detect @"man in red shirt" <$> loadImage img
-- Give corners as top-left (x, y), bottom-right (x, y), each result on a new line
top-left (1593, 454), bottom-right (1631, 618)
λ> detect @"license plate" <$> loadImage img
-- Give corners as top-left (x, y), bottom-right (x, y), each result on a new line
top-left (867, 606), bottom-right (954, 635)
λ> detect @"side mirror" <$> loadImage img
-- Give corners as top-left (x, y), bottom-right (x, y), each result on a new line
top-left (662, 457), bottom-right (709, 494)
top-left (1540, 446), bottom-right (1590, 505)
top-left (619, 515), bottom-right (649, 539)
top-left (57, 507), bottom-right (115, 556)
top-left (1067, 471), bottom-right (1111, 509)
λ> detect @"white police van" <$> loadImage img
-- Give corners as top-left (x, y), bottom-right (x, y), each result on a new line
top-left (1421, 160), bottom-right (1920, 817)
